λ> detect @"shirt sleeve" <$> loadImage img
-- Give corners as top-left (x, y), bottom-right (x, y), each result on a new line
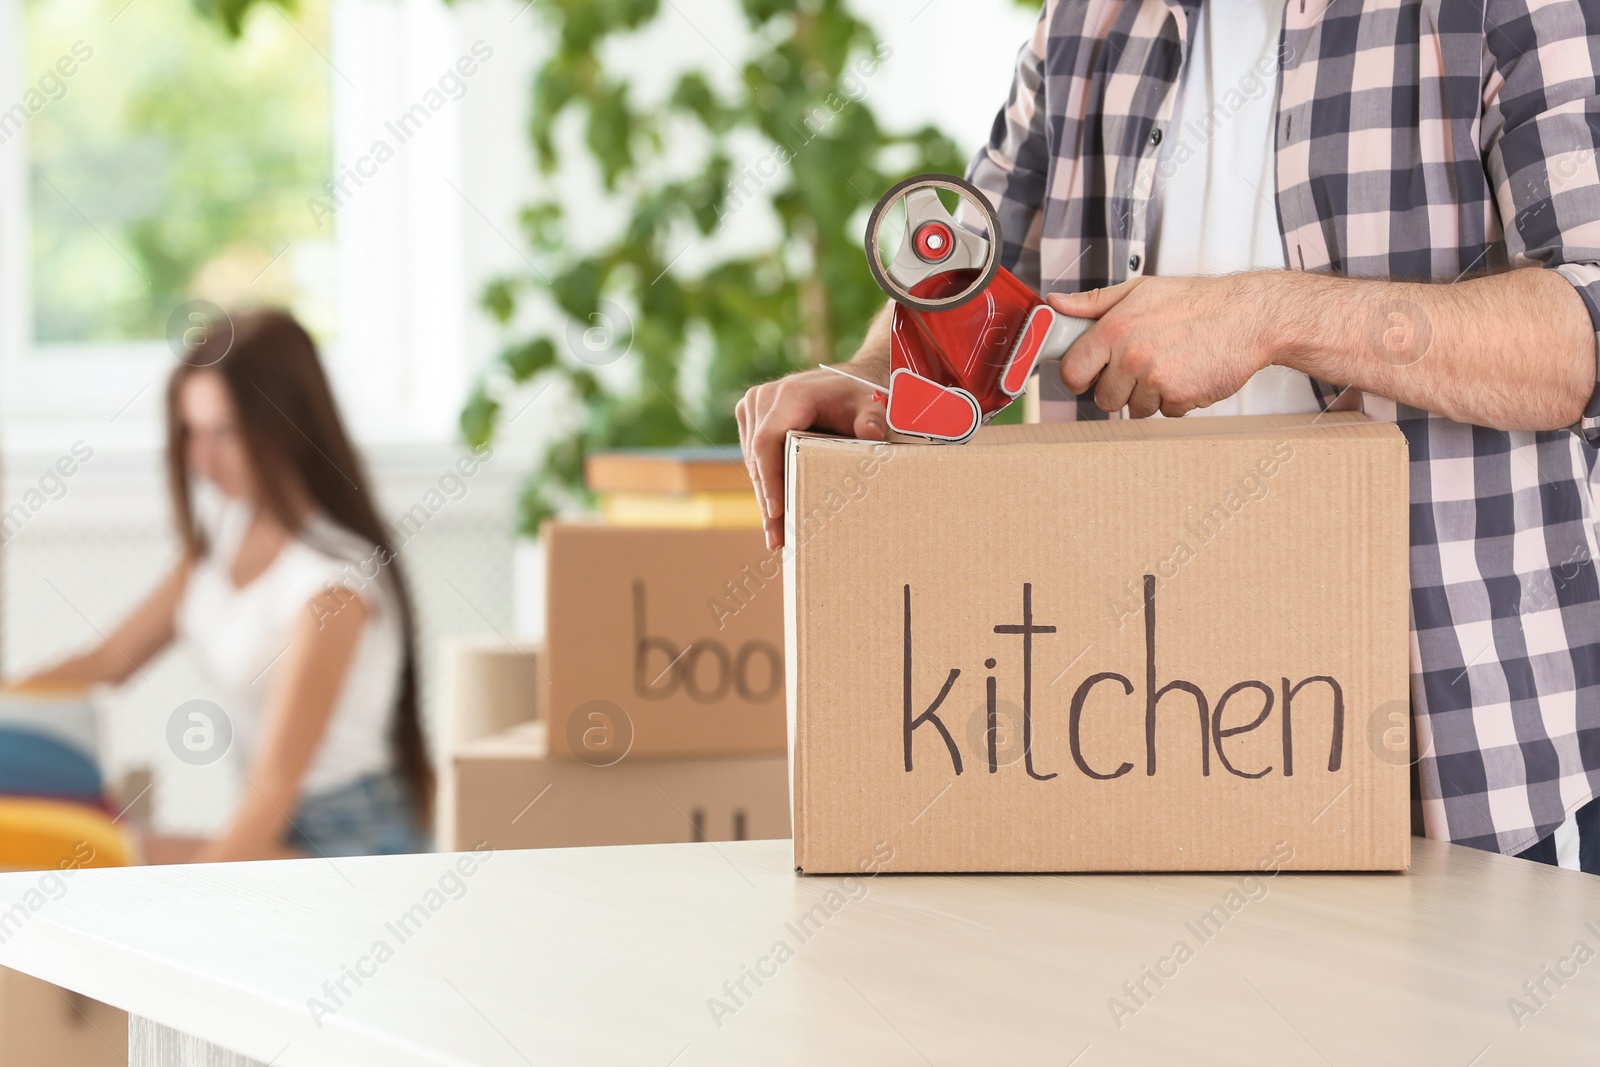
top-left (1481, 0), bottom-right (1600, 443)
top-left (963, 1), bottom-right (1111, 424)
top-left (962, 0), bottom-right (1055, 297)
top-left (274, 519), bottom-right (392, 631)
top-left (272, 545), bottom-right (365, 628)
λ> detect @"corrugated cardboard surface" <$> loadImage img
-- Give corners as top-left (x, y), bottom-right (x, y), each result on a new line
top-left (0, 967), bottom-right (126, 1066)
top-left (437, 638), bottom-right (545, 854)
top-left (449, 723), bottom-right (789, 850)
top-left (545, 523), bottom-right (786, 759)
top-left (785, 414), bottom-right (1411, 873)
top-left (443, 637), bottom-right (544, 746)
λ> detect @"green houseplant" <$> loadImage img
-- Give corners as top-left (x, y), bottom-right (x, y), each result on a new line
top-left (462, 0), bottom-right (984, 533)
top-left (194, 0), bottom-right (1028, 532)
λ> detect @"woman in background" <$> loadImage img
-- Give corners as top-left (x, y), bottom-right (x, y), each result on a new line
top-left (25, 309), bottom-right (432, 860)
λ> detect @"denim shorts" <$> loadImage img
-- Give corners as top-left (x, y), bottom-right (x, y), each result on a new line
top-left (285, 771), bottom-right (432, 857)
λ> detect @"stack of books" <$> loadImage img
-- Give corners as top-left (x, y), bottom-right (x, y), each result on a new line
top-left (584, 446), bottom-right (762, 528)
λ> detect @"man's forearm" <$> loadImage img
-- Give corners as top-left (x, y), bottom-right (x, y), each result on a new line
top-left (1269, 267), bottom-right (1596, 431)
top-left (845, 301), bottom-right (895, 384)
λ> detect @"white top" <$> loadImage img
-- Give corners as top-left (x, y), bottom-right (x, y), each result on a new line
top-left (0, 839), bottom-right (1591, 1065)
top-left (1147, 0), bottom-right (1318, 417)
top-left (175, 500), bottom-right (401, 796)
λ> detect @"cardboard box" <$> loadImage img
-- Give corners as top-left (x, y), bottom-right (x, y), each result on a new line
top-left (449, 722), bottom-right (789, 850)
top-left (784, 414), bottom-right (1411, 873)
top-left (544, 522), bottom-right (785, 760)
top-left (0, 967), bottom-right (126, 1066)
top-left (438, 638), bottom-right (544, 844)
top-left (442, 637), bottom-right (544, 746)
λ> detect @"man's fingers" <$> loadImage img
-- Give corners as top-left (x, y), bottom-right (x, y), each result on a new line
top-left (737, 387), bottom-right (766, 516)
top-left (735, 391), bottom-right (750, 458)
top-left (1093, 351), bottom-right (1139, 414)
top-left (740, 386), bottom-right (789, 551)
top-left (758, 388), bottom-right (878, 551)
top-left (1127, 381), bottom-right (1162, 419)
top-left (1059, 327), bottom-right (1111, 395)
top-left (739, 370), bottom-right (886, 550)
top-left (1047, 277), bottom-right (1145, 320)
top-left (751, 384), bottom-right (818, 532)
top-left (735, 392), bottom-right (761, 499)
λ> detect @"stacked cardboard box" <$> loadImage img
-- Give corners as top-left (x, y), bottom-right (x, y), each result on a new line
top-left (442, 637), bottom-right (544, 747)
top-left (0, 968), bottom-right (126, 1066)
top-left (451, 722), bottom-right (789, 850)
top-left (438, 639), bottom-right (543, 848)
top-left (451, 446), bottom-right (788, 851)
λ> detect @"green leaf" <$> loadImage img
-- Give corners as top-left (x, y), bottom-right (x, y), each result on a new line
top-left (481, 278), bottom-right (520, 324)
top-left (585, 82), bottom-right (637, 189)
top-left (518, 201), bottom-right (565, 253)
top-left (566, 367), bottom-right (604, 404)
top-left (516, 480), bottom-right (559, 539)
top-left (548, 259), bottom-right (607, 322)
top-left (668, 72), bottom-right (723, 130)
top-left (502, 337), bottom-right (558, 382)
top-left (188, 0), bottom-right (290, 38)
top-left (459, 385), bottom-right (500, 448)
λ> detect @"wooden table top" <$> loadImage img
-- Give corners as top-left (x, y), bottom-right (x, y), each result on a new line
top-left (0, 837), bottom-right (1593, 1065)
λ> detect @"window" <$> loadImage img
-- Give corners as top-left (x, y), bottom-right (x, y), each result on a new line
top-left (21, 0), bottom-right (337, 347)
top-left (0, 0), bottom-right (476, 446)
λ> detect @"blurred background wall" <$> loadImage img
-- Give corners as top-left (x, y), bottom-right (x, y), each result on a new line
top-left (0, 0), bottom-right (1039, 834)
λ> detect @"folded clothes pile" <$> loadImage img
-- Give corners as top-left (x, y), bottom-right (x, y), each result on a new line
top-left (0, 686), bottom-right (105, 811)
top-left (0, 685), bottom-right (126, 870)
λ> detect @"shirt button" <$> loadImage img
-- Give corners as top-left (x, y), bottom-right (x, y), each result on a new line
top-left (1128, 253), bottom-right (1142, 272)
top-left (1149, 128), bottom-right (1162, 147)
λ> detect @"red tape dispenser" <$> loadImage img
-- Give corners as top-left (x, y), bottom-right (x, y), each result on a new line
top-left (855, 173), bottom-right (1093, 444)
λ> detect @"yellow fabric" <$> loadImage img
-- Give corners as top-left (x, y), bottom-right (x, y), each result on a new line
top-left (0, 798), bottom-right (128, 870)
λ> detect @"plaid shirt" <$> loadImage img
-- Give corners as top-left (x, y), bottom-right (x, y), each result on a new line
top-left (966, 0), bottom-right (1600, 856)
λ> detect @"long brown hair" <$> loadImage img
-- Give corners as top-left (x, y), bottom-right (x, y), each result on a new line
top-left (165, 309), bottom-right (433, 828)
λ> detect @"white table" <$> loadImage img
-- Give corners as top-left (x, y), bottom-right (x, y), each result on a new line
top-left (0, 838), bottom-right (1594, 1065)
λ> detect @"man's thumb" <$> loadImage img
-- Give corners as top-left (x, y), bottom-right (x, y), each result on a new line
top-left (1048, 278), bottom-right (1139, 319)
top-left (854, 403), bottom-right (888, 442)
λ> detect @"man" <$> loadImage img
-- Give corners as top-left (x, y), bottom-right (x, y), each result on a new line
top-left (736, 0), bottom-right (1600, 871)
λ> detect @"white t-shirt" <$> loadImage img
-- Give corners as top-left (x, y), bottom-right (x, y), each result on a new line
top-left (1146, 0), bottom-right (1318, 417)
top-left (176, 500), bottom-right (402, 796)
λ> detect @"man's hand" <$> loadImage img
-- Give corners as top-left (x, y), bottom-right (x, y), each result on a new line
top-left (1049, 267), bottom-right (1595, 431)
top-left (736, 367), bottom-right (889, 549)
top-left (1048, 275), bottom-right (1276, 417)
